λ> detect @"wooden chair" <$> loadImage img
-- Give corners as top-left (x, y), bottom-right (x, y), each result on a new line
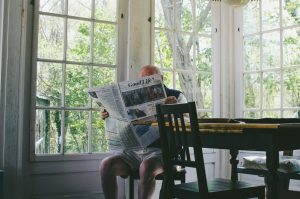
top-left (156, 102), bottom-right (265, 199)
top-left (128, 166), bottom-right (186, 199)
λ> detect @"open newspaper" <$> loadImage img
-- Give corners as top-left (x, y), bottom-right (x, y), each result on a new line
top-left (88, 74), bottom-right (166, 150)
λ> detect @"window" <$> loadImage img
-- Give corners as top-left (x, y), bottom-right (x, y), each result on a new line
top-left (153, 0), bottom-right (215, 117)
top-left (242, 0), bottom-right (300, 118)
top-left (32, 0), bottom-right (118, 157)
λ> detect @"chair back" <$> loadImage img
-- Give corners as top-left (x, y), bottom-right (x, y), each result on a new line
top-left (156, 102), bottom-right (208, 197)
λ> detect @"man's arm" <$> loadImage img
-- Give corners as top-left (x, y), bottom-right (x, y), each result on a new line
top-left (101, 108), bottom-right (109, 119)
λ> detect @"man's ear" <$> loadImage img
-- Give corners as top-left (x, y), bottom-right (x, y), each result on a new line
top-left (161, 75), bottom-right (164, 81)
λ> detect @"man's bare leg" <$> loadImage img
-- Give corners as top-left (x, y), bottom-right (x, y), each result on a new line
top-left (99, 155), bottom-right (131, 199)
top-left (138, 157), bottom-right (164, 199)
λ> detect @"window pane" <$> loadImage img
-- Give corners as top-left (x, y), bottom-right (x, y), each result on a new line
top-left (244, 73), bottom-right (260, 108)
top-left (93, 23), bottom-right (116, 64)
top-left (175, 33), bottom-right (193, 69)
top-left (95, 0), bottom-right (117, 22)
top-left (283, 110), bottom-right (300, 118)
top-left (262, 32), bottom-right (280, 69)
top-left (65, 110), bottom-right (88, 153)
top-left (243, 1), bottom-right (260, 35)
top-left (283, 28), bottom-right (300, 66)
top-left (177, 0), bottom-right (193, 32)
top-left (162, 70), bottom-right (174, 88)
top-left (154, 30), bottom-right (173, 68)
top-left (35, 109), bottom-right (61, 154)
top-left (39, 0), bottom-right (65, 14)
top-left (196, 71), bottom-right (212, 109)
top-left (68, 0), bottom-right (91, 18)
top-left (262, 0), bottom-right (280, 31)
top-left (283, 68), bottom-right (300, 108)
top-left (38, 15), bottom-right (64, 60)
top-left (36, 62), bottom-right (62, 107)
top-left (263, 111), bottom-right (280, 118)
top-left (244, 35), bottom-right (260, 71)
top-left (196, 0), bottom-right (211, 34)
top-left (175, 72), bottom-right (194, 102)
top-left (243, 111), bottom-right (260, 118)
top-left (282, 0), bottom-right (300, 27)
top-left (196, 36), bottom-right (212, 72)
top-left (155, 0), bottom-right (174, 29)
top-left (67, 19), bottom-right (91, 62)
top-left (65, 65), bottom-right (89, 107)
top-left (92, 111), bottom-right (108, 152)
top-left (262, 72), bottom-right (281, 109)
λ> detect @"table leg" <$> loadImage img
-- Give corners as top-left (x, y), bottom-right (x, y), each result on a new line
top-left (230, 149), bottom-right (239, 182)
top-left (266, 149), bottom-right (279, 199)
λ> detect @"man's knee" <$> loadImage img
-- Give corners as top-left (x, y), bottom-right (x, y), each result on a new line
top-left (139, 158), bottom-right (162, 180)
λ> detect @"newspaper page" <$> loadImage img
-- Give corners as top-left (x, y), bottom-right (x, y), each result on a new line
top-left (88, 84), bottom-right (127, 119)
top-left (118, 74), bottom-right (166, 122)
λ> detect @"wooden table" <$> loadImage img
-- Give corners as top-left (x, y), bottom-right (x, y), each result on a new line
top-left (148, 118), bottom-right (300, 199)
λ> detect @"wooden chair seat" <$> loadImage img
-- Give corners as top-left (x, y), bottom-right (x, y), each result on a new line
top-left (173, 178), bottom-right (265, 199)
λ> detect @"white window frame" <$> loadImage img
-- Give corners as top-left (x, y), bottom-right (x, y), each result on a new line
top-left (150, 0), bottom-right (222, 117)
top-left (30, 0), bottom-right (128, 161)
top-left (234, 0), bottom-right (300, 118)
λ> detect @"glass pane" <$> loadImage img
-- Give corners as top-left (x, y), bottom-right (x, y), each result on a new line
top-left (35, 109), bottom-right (61, 154)
top-left (39, 0), bottom-right (65, 14)
top-left (155, 0), bottom-right (174, 29)
top-left (92, 111), bottom-right (108, 152)
top-left (282, 0), bottom-right (300, 27)
top-left (283, 28), bottom-right (300, 66)
top-left (95, 0), bottom-right (117, 22)
top-left (67, 19), bottom-right (91, 62)
top-left (68, 0), bottom-right (91, 18)
top-left (244, 73), bottom-right (260, 108)
top-left (175, 72), bottom-right (194, 102)
top-left (283, 68), bottom-right (300, 108)
top-left (38, 15), bottom-right (64, 60)
top-left (176, 0), bottom-right (193, 32)
top-left (283, 110), bottom-right (300, 118)
top-left (162, 70), bottom-right (174, 88)
top-left (262, 72), bottom-right (281, 109)
top-left (196, 71), bottom-right (212, 110)
top-left (262, 111), bottom-right (280, 118)
top-left (243, 111), bottom-right (260, 118)
top-left (92, 67), bottom-right (116, 108)
top-left (93, 23), bottom-right (116, 64)
top-left (262, 0), bottom-right (280, 31)
top-left (65, 64), bottom-right (89, 107)
top-left (262, 32), bottom-right (280, 69)
top-left (36, 62), bottom-right (62, 107)
top-left (198, 111), bottom-right (212, 118)
top-left (175, 33), bottom-right (193, 69)
top-left (154, 30), bottom-right (173, 68)
top-left (243, 1), bottom-right (260, 34)
top-left (244, 35), bottom-right (260, 71)
top-left (196, 36), bottom-right (212, 72)
top-left (196, 0), bottom-right (211, 34)
top-left (65, 110), bottom-right (88, 153)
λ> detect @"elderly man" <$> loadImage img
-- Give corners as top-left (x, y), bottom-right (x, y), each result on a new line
top-left (99, 65), bottom-right (187, 199)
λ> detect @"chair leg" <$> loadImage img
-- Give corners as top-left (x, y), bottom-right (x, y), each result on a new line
top-left (129, 176), bottom-right (134, 199)
top-left (258, 188), bottom-right (266, 199)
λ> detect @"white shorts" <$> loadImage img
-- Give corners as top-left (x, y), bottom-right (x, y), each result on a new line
top-left (116, 147), bottom-right (163, 171)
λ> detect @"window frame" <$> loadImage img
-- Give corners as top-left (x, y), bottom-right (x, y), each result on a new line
top-left (30, 0), bottom-right (126, 161)
top-left (235, 0), bottom-right (300, 118)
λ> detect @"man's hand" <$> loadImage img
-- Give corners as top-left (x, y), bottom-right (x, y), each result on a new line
top-left (100, 108), bottom-right (109, 119)
top-left (164, 96), bottom-right (177, 104)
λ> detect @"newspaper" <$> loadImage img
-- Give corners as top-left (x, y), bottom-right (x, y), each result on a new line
top-left (88, 74), bottom-right (166, 150)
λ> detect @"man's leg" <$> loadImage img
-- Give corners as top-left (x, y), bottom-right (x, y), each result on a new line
top-left (138, 157), bottom-right (164, 199)
top-left (99, 155), bottom-right (131, 199)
